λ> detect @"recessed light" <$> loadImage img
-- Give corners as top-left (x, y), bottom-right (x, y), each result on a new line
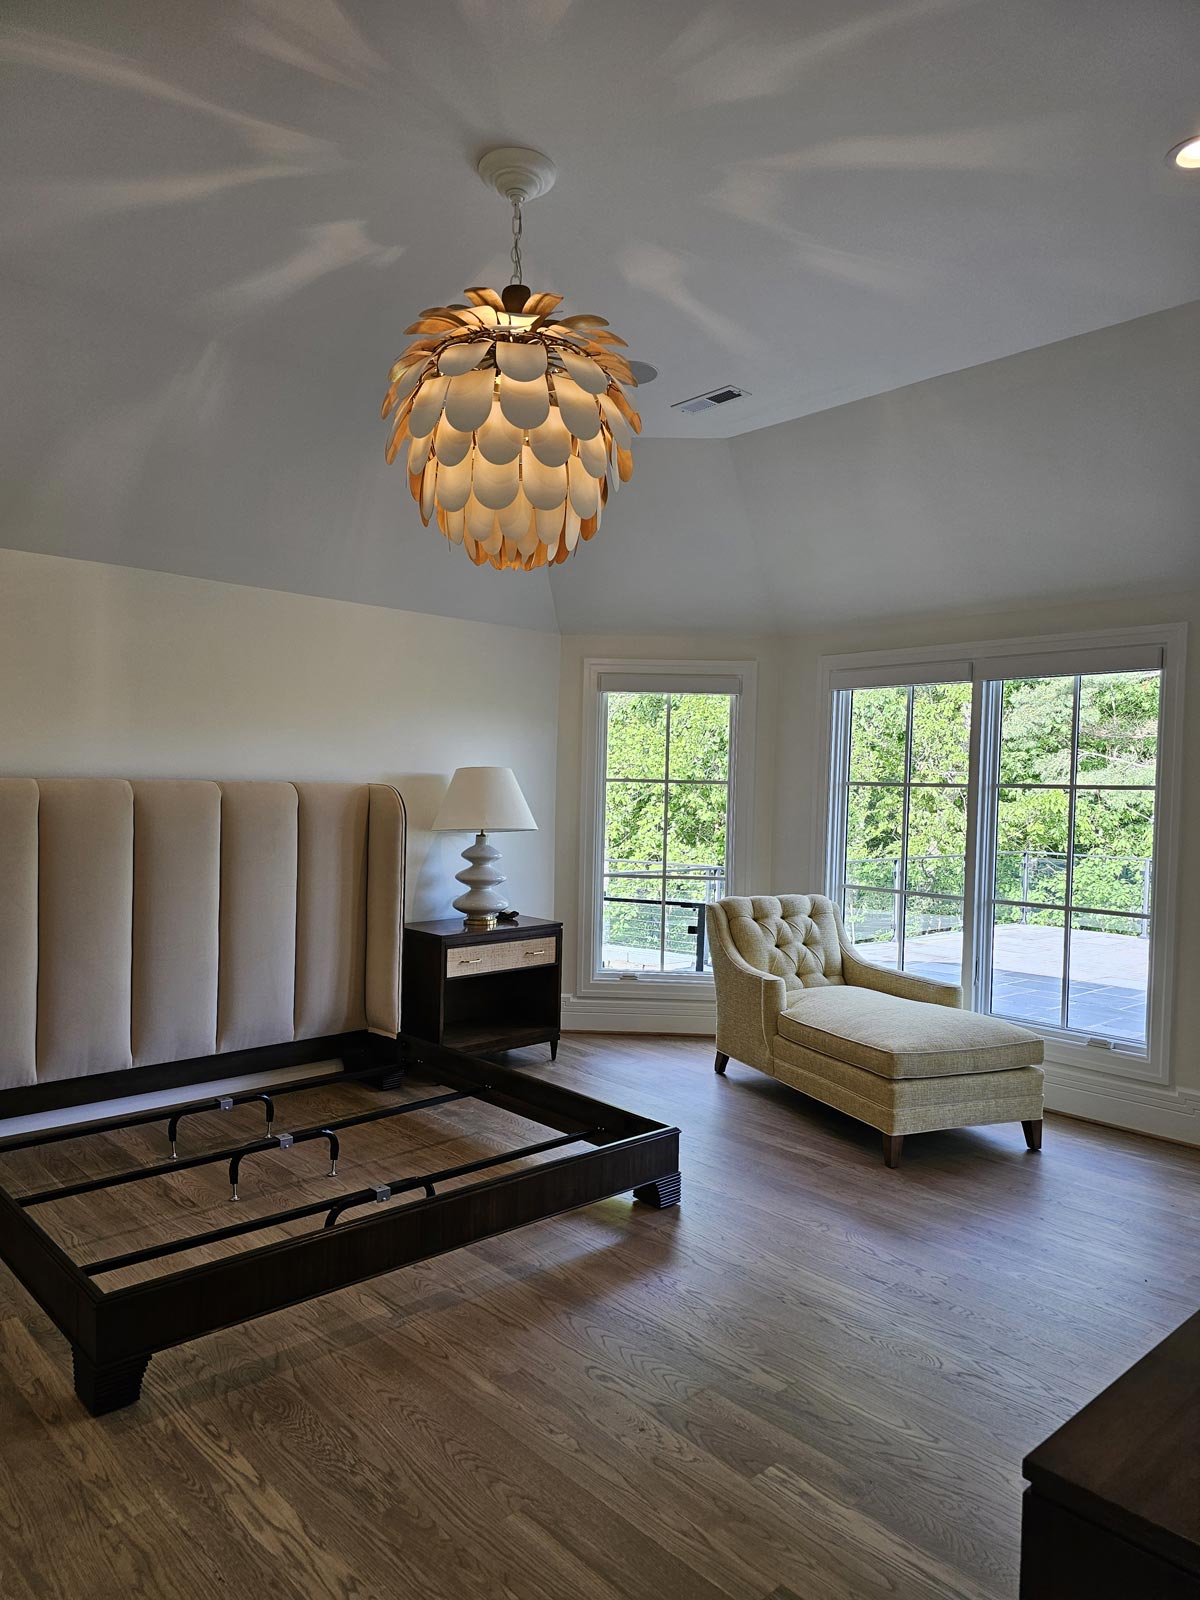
top-left (1167, 136), bottom-right (1200, 169)
top-left (628, 360), bottom-right (658, 385)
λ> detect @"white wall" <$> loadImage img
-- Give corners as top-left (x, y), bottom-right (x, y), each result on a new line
top-left (0, 548), bottom-right (560, 922)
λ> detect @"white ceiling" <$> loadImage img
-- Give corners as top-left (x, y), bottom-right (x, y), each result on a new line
top-left (546, 302), bottom-right (1200, 633)
top-left (3, 0), bottom-right (1199, 439)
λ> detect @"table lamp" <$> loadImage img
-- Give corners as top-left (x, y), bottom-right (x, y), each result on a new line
top-left (432, 766), bottom-right (537, 929)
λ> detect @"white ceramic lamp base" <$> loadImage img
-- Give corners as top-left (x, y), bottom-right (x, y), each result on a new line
top-left (452, 831), bottom-right (509, 930)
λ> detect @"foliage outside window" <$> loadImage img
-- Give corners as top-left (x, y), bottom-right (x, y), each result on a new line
top-left (601, 691), bottom-right (733, 974)
top-left (833, 667), bottom-right (1162, 1049)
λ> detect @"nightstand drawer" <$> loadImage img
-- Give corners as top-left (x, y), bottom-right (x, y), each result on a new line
top-left (445, 936), bottom-right (556, 979)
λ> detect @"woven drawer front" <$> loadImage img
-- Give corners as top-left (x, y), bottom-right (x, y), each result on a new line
top-left (445, 936), bottom-right (555, 979)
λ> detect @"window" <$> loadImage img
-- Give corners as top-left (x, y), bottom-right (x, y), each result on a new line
top-left (580, 660), bottom-right (756, 994)
top-left (837, 680), bottom-right (971, 988)
top-left (985, 670), bottom-right (1158, 1046)
top-left (601, 691), bottom-right (732, 974)
top-left (822, 629), bottom-right (1183, 1080)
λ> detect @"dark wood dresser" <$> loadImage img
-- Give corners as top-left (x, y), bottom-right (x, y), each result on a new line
top-left (1021, 1306), bottom-right (1200, 1597)
top-left (401, 914), bottom-right (562, 1058)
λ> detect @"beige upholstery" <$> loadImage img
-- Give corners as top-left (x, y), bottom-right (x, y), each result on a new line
top-left (131, 780), bottom-right (221, 1067)
top-left (365, 784), bottom-right (405, 1038)
top-left (707, 894), bottom-right (1044, 1151)
top-left (0, 778), bottom-right (406, 1091)
top-left (777, 987), bottom-right (1043, 1079)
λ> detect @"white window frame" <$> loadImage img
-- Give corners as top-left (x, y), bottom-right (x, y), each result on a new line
top-left (578, 658), bottom-right (757, 1000)
top-left (815, 624), bottom-right (1186, 1086)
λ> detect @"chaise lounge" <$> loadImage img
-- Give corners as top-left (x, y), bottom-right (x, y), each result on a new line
top-left (707, 895), bottom-right (1045, 1167)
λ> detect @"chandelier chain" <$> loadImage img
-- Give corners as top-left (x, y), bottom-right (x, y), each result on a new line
top-left (509, 196), bottom-right (524, 285)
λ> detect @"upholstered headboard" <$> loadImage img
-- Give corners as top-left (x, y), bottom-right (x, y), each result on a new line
top-left (0, 779), bottom-right (406, 1093)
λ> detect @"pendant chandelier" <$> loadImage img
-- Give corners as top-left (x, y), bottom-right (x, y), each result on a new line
top-left (382, 147), bottom-right (641, 571)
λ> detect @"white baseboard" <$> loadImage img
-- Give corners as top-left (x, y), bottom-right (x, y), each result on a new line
top-left (561, 993), bottom-right (715, 1036)
top-left (1042, 1063), bottom-right (1200, 1147)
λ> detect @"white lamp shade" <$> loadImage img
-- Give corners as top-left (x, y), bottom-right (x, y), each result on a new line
top-left (432, 766), bottom-right (537, 833)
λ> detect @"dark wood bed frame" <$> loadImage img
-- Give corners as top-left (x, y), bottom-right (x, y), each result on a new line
top-left (0, 1032), bottom-right (681, 1415)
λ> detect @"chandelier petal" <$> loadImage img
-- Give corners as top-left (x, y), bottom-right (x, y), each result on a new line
top-left (576, 431), bottom-right (608, 478)
top-left (523, 291), bottom-right (563, 318)
top-left (563, 505), bottom-right (583, 552)
top-left (607, 386), bottom-right (643, 434)
top-left (472, 454), bottom-right (521, 511)
top-left (527, 411), bottom-right (573, 468)
top-left (433, 419), bottom-right (472, 466)
top-left (408, 373), bottom-right (452, 439)
top-left (495, 341), bottom-right (548, 381)
top-left (499, 374), bottom-right (551, 430)
top-left (598, 393), bottom-right (632, 451)
top-left (521, 445), bottom-right (568, 510)
top-left (559, 350), bottom-right (608, 395)
top-left (419, 466), bottom-right (437, 525)
top-left (443, 506), bottom-right (465, 544)
top-left (384, 404), bottom-right (412, 465)
top-left (438, 341), bottom-right (492, 377)
top-left (382, 360), bottom-right (429, 417)
top-left (476, 402), bottom-right (524, 465)
top-left (498, 495), bottom-right (532, 538)
top-left (443, 368), bottom-right (495, 432)
top-left (407, 430), bottom-right (434, 477)
top-left (567, 455), bottom-right (600, 519)
top-left (534, 504), bottom-right (565, 543)
top-left (463, 287), bottom-right (507, 311)
top-left (464, 492), bottom-right (495, 543)
top-left (552, 375), bottom-right (602, 439)
top-left (434, 454), bottom-right (473, 512)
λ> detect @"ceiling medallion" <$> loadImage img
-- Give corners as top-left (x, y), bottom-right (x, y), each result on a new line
top-left (382, 147), bottom-right (642, 571)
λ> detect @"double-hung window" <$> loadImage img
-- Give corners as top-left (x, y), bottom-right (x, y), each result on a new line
top-left (823, 629), bottom-right (1184, 1081)
top-left (580, 660), bottom-right (756, 993)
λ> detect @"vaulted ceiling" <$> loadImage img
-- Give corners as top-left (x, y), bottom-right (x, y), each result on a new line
top-left (2, 1), bottom-right (1199, 632)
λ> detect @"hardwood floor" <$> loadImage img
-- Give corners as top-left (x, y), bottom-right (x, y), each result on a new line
top-left (1, 1034), bottom-right (1198, 1600)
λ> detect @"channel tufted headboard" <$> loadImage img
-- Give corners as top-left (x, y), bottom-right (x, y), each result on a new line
top-left (0, 779), bottom-right (406, 1101)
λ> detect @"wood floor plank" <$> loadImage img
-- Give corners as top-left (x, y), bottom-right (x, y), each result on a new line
top-left (0, 1034), bottom-right (1197, 1600)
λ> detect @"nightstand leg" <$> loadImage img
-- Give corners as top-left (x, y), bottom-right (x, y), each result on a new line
top-left (550, 1037), bottom-right (559, 1061)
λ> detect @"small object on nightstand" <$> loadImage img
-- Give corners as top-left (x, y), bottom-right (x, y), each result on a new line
top-left (497, 909), bottom-right (520, 923)
top-left (402, 914), bottom-right (562, 1060)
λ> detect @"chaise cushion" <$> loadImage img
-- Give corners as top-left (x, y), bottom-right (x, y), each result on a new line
top-left (777, 986), bottom-right (1043, 1080)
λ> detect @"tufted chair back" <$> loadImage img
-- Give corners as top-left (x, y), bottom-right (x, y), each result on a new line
top-left (714, 894), bottom-right (847, 998)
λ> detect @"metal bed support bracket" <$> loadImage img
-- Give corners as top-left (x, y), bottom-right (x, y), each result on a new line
top-left (169, 1092), bottom-right (275, 1160)
top-left (228, 1129), bottom-right (339, 1201)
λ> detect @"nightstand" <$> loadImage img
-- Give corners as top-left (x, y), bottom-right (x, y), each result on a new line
top-left (402, 914), bottom-right (562, 1058)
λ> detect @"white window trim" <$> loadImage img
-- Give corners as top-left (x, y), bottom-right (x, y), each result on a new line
top-left (578, 657), bottom-right (757, 1002)
top-left (814, 623), bottom-right (1187, 1087)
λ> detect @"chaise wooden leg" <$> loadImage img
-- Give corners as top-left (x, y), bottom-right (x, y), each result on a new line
top-left (714, 1051), bottom-right (729, 1074)
top-left (1022, 1118), bottom-right (1043, 1152)
top-left (882, 1134), bottom-right (904, 1169)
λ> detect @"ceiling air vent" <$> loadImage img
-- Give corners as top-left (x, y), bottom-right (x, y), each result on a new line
top-left (671, 385), bottom-right (750, 415)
